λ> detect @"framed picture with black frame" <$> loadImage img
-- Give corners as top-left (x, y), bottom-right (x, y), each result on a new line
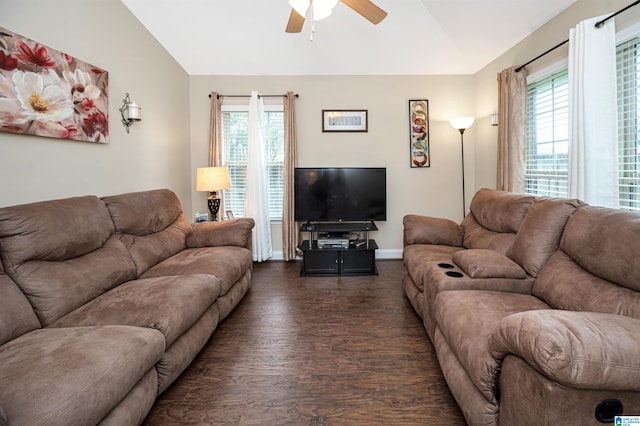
top-left (409, 99), bottom-right (429, 168)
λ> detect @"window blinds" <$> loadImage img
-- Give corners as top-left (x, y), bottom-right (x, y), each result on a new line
top-left (525, 69), bottom-right (569, 198)
top-left (617, 36), bottom-right (640, 212)
top-left (222, 110), bottom-right (285, 220)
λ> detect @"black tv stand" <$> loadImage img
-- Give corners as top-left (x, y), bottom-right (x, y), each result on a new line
top-left (298, 222), bottom-right (378, 276)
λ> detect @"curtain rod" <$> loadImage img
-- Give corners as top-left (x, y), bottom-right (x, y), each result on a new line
top-left (208, 93), bottom-right (299, 98)
top-left (515, 39), bottom-right (569, 72)
top-left (515, 0), bottom-right (640, 72)
top-left (596, 0), bottom-right (640, 28)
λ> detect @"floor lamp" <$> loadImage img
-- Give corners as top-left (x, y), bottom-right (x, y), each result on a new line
top-left (449, 117), bottom-right (475, 218)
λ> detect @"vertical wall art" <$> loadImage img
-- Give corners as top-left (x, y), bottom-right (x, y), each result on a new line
top-left (409, 99), bottom-right (429, 168)
top-left (0, 26), bottom-right (109, 143)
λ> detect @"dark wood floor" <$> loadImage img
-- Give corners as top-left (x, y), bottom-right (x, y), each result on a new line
top-left (144, 259), bottom-right (465, 425)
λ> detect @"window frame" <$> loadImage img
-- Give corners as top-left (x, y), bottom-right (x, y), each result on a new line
top-left (221, 103), bottom-right (285, 222)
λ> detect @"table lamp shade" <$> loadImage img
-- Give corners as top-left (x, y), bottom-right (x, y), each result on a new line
top-left (196, 167), bottom-right (231, 192)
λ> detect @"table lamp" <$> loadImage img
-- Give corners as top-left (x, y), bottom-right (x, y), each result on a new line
top-left (196, 166), bottom-right (231, 221)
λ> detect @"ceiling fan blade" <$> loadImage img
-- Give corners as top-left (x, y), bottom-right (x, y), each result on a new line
top-left (286, 8), bottom-right (306, 33)
top-left (340, 0), bottom-right (387, 25)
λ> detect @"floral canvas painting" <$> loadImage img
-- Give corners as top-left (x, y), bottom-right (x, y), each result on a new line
top-left (0, 26), bottom-right (108, 143)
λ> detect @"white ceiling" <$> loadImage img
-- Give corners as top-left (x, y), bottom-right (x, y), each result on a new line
top-left (121, 0), bottom-right (578, 76)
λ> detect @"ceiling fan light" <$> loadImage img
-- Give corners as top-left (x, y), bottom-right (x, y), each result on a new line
top-left (288, 0), bottom-right (310, 17)
top-left (312, 0), bottom-right (339, 20)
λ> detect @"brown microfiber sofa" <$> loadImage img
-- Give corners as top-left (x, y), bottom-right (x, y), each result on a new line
top-left (403, 188), bottom-right (640, 425)
top-left (0, 189), bottom-right (254, 425)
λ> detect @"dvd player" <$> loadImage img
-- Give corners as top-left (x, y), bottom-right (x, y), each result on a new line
top-left (317, 238), bottom-right (349, 249)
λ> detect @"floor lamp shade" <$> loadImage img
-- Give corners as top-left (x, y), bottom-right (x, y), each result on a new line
top-left (449, 116), bottom-right (475, 131)
top-left (196, 167), bottom-right (231, 220)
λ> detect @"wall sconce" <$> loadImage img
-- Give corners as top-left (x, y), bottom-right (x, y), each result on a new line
top-left (119, 93), bottom-right (141, 133)
top-left (491, 112), bottom-right (499, 126)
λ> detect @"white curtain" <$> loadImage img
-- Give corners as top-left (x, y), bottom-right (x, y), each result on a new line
top-left (568, 15), bottom-right (619, 208)
top-left (245, 91), bottom-right (273, 262)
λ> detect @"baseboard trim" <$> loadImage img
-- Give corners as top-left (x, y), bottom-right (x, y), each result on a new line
top-left (266, 248), bottom-right (402, 261)
top-left (376, 249), bottom-right (403, 259)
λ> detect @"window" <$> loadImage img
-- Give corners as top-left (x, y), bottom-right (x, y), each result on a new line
top-left (525, 69), bottom-right (569, 198)
top-left (617, 36), bottom-right (640, 212)
top-left (525, 35), bottom-right (640, 210)
top-left (221, 105), bottom-right (284, 220)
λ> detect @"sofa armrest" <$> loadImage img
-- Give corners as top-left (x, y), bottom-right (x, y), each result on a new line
top-left (490, 310), bottom-right (640, 391)
top-left (403, 214), bottom-right (463, 247)
top-left (187, 218), bottom-right (255, 250)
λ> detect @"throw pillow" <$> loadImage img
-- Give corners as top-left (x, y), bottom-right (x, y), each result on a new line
top-left (452, 249), bottom-right (526, 279)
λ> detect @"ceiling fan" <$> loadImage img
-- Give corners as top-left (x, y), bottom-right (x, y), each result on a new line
top-left (285, 0), bottom-right (388, 33)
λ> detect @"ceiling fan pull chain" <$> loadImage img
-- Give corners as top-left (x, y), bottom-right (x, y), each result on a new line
top-left (310, 3), bottom-right (315, 41)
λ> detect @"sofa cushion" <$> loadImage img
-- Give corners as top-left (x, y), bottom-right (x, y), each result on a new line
top-left (104, 189), bottom-right (183, 236)
top-left (461, 214), bottom-right (516, 254)
top-left (533, 251), bottom-right (640, 320)
top-left (140, 246), bottom-right (253, 296)
top-left (422, 262), bottom-right (535, 312)
top-left (402, 245), bottom-right (464, 291)
top-left (0, 271), bottom-right (40, 346)
top-left (433, 290), bottom-right (549, 402)
top-left (559, 206), bottom-right (640, 292)
top-left (0, 325), bottom-right (165, 426)
top-left (507, 198), bottom-right (582, 277)
top-left (103, 189), bottom-right (191, 276)
top-left (0, 195), bottom-right (114, 267)
top-left (51, 273), bottom-right (221, 347)
top-left (533, 206), bottom-right (640, 319)
top-left (468, 188), bottom-right (534, 233)
top-left (0, 196), bottom-right (137, 326)
top-left (452, 249), bottom-right (526, 279)
top-left (402, 215), bottom-right (463, 246)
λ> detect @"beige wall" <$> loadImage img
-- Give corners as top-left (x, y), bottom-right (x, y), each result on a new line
top-left (0, 0), bottom-right (191, 208)
top-left (473, 0), bottom-right (640, 191)
top-left (3, 0), bottom-right (639, 259)
top-left (190, 75), bottom-right (476, 256)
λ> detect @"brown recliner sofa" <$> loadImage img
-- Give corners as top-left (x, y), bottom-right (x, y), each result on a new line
top-left (0, 189), bottom-right (254, 425)
top-left (404, 188), bottom-right (640, 425)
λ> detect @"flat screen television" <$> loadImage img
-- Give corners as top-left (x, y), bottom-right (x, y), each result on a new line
top-left (294, 167), bottom-right (386, 222)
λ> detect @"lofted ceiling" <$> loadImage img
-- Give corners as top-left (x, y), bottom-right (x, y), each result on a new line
top-left (121, 0), bottom-right (578, 76)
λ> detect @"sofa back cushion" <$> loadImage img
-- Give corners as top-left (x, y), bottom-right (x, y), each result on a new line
top-left (468, 188), bottom-right (534, 233)
top-left (0, 262), bottom-right (41, 345)
top-left (507, 198), bottom-right (583, 277)
top-left (461, 215), bottom-right (516, 254)
top-left (0, 196), bottom-right (137, 326)
top-left (103, 189), bottom-right (191, 276)
top-left (461, 189), bottom-right (534, 254)
top-left (533, 206), bottom-right (640, 319)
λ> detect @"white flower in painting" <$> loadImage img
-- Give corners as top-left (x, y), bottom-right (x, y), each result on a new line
top-left (0, 71), bottom-right (22, 125)
top-left (63, 68), bottom-right (101, 105)
top-left (0, 71), bottom-right (14, 97)
top-left (10, 69), bottom-right (74, 124)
